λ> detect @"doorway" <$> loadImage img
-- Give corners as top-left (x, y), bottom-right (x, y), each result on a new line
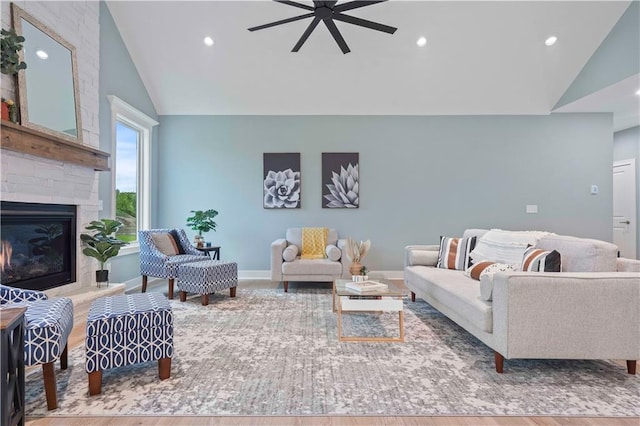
top-left (613, 159), bottom-right (637, 258)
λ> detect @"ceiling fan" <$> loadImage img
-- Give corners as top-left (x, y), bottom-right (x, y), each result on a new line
top-left (248, 0), bottom-right (397, 54)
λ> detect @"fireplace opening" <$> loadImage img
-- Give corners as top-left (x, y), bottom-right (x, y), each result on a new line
top-left (1, 201), bottom-right (76, 291)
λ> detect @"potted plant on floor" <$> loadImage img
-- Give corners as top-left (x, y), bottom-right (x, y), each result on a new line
top-left (186, 209), bottom-right (218, 247)
top-left (80, 219), bottom-right (128, 287)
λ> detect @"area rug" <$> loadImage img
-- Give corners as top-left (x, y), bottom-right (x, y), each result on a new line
top-left (25, 288), bottom-right (639, 417)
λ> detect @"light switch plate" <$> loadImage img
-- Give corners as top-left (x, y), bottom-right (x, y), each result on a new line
top-left (526, 204), bottom-right (538, 214)
top-left (591, 185), bottom-right (598, 195)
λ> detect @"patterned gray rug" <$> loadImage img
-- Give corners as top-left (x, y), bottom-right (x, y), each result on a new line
top-left (25, 288), bottom-right (639, 417)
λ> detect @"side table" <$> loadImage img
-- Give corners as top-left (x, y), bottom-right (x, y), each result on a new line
top-left (196, 246), bottom-right (220, 260)
top-left (1, 307), bottom-right (27, 426)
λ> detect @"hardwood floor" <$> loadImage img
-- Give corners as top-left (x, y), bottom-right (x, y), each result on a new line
top-left (25, 279), bottom-right (638, 426)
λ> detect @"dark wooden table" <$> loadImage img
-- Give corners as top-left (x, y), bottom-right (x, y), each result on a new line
top-left (196, 246), bottom-right (220, 260)
top-left (1, 306), bottom-right (27, 426)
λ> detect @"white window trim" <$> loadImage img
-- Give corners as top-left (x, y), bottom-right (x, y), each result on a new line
top-left (108, 95), bottom-right (158, 256)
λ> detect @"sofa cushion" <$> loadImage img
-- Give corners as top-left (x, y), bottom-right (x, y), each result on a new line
top-left (151, 233), bottom-right (180, 256)
top-left (470, 229), bottom-right (550, 265)
top-left (282, 258), bottom-right (342, 275)
top-left (536, 234), bottom-right (618, 272)
top-left (405, 266), bottom-right (492, 333)
top-left (325, 244), bottom-right (341, 261)
top-left (283, 245), bottom-right (299, 262)
top-left (521, 247), bottom-right (561, 272)
top-left (436, 236), bottom-right (476, 271)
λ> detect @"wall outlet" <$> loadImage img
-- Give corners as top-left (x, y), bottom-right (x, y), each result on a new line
top-left (526, 204), bottom-right (538, 214)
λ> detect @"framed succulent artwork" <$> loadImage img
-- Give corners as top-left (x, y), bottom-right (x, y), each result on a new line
top-left (263, 153), bottom-right (301, 209)
top-left (322, 152), bottom-right (359, 208)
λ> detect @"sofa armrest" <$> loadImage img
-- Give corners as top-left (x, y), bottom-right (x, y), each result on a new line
top-left (337, 238), bottom-right (350, 278)
top-left (491, 272), bottom-right (640, 360)
top-left (271, 239), bottom-right (287, 281)
top-left (617, 257), bottom-right (640, 272)
top-left (404, 245), bottom-right (440, 268)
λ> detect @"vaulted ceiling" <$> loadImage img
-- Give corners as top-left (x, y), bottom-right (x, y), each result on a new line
top-left (107, 0), bottom-right (635, 126)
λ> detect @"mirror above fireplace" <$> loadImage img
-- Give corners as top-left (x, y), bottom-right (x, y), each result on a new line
top-left (12, 4), bottom-right (83, 144)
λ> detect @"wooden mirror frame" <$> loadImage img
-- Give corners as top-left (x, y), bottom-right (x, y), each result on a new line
top-left (12, 4), bottom-right (83, 144)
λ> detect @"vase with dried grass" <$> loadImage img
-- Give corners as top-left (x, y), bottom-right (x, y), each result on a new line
top-left (344, 237), bottom-right (371, 276)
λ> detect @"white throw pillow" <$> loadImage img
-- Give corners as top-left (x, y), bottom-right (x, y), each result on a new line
top-left (476, 263), bottom-right (519, 301)
top-left (283, 245), bottom-right (299, 262)
top-left (325, 244), bottom-right (341, 261)
top-left (470, 229), bottom-right (551, 265)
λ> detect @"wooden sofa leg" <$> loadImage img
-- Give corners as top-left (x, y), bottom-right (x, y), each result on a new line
top-left (60, 344), bottom-right (68, 370)
top-left (202, 294), bottom-right (209, 306)
top-left (179, 291), bottom-right (187, 302)
top-left (627, 360), bottom-right (637, 375)
top-left (141, 275), bottom-right (148, 292)
top-left (284, 281), bottom-right (288, 292)
top-left (88, 370), bottom-right (102, 396)
top-left (168, 278), bottom-right (175, 299)
top-left (42, 362), bottom-right (58, 410)
top-left (230, 286), bottom-right (237, 298)
top-left (495, 351), bottom-right (504, 373)
top-left (411, 291), bottom-right (416, 302)
top-left (159, 357), bottom-right (171, 380)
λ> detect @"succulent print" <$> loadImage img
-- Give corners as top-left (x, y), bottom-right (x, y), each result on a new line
top-left (264, 169), bottom-right (300, 208)
top-left (324, 163), bottom-right (358, 208)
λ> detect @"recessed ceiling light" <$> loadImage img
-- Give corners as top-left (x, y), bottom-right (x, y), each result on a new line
top-left (36, 50), bottom-right (48, 59)
top-left (545, 36), bottom-right (557, 46)
top-left (416, 37), bottom-right (427, 47)
top-left (203, 36), bottom-right (214, 47)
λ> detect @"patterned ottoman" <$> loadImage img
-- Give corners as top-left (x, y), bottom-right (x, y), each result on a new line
top-left (177, 260), bottom-right (238, 306)
top-left (85, 293), bottom-right (173, 395)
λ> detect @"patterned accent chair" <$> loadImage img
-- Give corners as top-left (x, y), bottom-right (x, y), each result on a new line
top-left (139, 228), bottom-right (208, 299)
top-left (0, 284), bottom-right (74, 410)
top-left (271, 228), bottom-right (350, 292)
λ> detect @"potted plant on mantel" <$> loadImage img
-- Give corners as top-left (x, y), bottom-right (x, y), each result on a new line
top-left (186, 209), bottom-right (218, 247)
top-left (1, 28), bottom-right (26, 122)
top-left (80, 219), bottom-right (128, 287)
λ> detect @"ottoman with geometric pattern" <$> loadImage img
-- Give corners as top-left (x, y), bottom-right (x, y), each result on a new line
top-left (177, 260), bottom-right (238, 306)
top-left (85, 293), bottom-right (173, 395)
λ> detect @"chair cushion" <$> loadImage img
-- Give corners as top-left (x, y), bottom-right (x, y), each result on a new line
top-left (282, 258), bottom-right (342, 275)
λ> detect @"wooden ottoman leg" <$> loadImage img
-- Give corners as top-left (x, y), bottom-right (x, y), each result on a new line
top-left (202, 294), bottom-right (209, 306)
top-left (60, 343), bottom-right (68, 370)
top-left (179, 291), bottom-right (187, 302)
top-left (411, 291), bottom-right (416, 302)
top-left (88, 371), bottom-right (102, 396)
top-left (168, 278), bottom-right (175, 299)
top-left (230, 286), bottom-right (237, 298)
top-left (141, 275), bottom-right (148, 293)
top-left (159, 357), bottom-right (171, 380)
top-left (42, 362), bottom-right (58, 410)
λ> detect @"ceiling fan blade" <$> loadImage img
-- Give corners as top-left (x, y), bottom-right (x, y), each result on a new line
top-left (274, 0), bottom-right (314, 11)
top-left (323, 18), bottom-right (350, 54)
top-left (248, 12), bottom-right (314, 31)
top-left (334, 0), bottom-right (387, 13)
top-left (292, 17), bottom-right (321, 52)
top-left (333, 13), bottom-right (397, 34)
top-left (314, 0), bottom-right (338, 6)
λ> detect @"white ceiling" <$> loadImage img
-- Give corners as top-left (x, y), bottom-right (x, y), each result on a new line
top-left (107, 0), bottom-right (636, 125)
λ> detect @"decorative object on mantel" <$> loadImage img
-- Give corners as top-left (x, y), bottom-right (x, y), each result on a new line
top-left (344, 237), bottom-right (371, 276)
top-left (1, 98), bottom-right (18, 122)
top-left (0, 121), bottom-right (110, 171)
top-left (80, 219), bottom-right (128, 287)
top-left (0, 27), bottom-right (27, 75)
top-left (186, 209), bottom-right (218, 248)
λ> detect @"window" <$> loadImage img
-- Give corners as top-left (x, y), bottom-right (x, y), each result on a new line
top-left (108, 96), bottom-right (158, 248)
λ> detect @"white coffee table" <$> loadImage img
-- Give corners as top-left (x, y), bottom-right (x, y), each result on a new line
top-left (332, 278), bottom-right (405, 342)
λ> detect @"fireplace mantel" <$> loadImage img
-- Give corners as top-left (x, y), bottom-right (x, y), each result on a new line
top-left (1, 120), bottom-right (110, 171)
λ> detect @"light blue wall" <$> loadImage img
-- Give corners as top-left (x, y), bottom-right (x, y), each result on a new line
top-left (98, 1), bottom-right (159, 282)
top-left (156, 114), bottom-right (613, 272)
top-left (555, 1), bottom-right (640, 108)
top-left (614, 125), bottom-right (640, 257)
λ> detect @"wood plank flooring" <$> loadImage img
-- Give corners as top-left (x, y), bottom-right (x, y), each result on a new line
top-left (25, 279), bottom-right (639, 426)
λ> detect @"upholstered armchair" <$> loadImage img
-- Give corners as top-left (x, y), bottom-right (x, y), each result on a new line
top-left (138, 228), bottom-right (208, 299)
top-left (271, 228), bottom-right (350, 292)
top-left (0, 284), bottom-right (74, 410)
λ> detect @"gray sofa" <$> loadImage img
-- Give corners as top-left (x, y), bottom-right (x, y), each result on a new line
top-left (404, 229), bottom-right (640, 374)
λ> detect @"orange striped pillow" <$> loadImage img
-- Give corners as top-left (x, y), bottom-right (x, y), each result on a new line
top-left (466, 261), bottom-right (496, 280)
top-left (522, 247), bottom-right (561, 272)
top-left (436, 236), bottom-right (477, 271)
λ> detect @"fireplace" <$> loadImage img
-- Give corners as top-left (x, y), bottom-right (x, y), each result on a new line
top-left (1, 201), bottom-right (77, 291)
